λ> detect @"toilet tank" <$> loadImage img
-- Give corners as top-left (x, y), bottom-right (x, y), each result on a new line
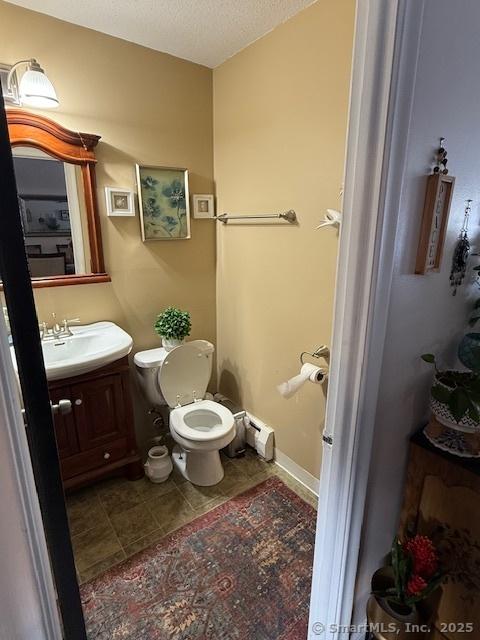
top-left (134, 347), bottom-right (167, 408)
top-left (134, 341), bottom-right (214, 409)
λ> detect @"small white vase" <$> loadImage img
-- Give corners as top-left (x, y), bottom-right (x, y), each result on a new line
top-left (162, 336), bottom-right (185, 352)
top-left (144, 445), bottom-right (173, 483)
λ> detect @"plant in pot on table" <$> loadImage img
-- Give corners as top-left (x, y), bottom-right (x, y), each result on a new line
top-left (154, 306), bottom-right (191, 352)
top-left (421, 346), bottom-right (480, 457)
top-left (420, 264), bottom-right (480, 455)
top-left (368, 535), bottom-right (444, 640)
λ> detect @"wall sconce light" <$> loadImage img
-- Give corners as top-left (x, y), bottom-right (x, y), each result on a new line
top-left (0, 58), bottom-right (59, 109)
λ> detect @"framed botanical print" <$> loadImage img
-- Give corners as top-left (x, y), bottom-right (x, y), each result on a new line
top-left (136, 165), bottom-right (190, 241)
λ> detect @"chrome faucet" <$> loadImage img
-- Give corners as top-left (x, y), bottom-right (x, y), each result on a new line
top-left (39, 313), bottom-right (81, 341)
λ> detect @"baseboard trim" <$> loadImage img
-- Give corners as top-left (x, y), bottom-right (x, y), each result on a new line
top-left (274, 448), bottom-right (320, 496)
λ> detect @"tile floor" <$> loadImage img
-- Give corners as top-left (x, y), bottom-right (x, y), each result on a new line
top-left (67, 447), bottom-right (318, 584)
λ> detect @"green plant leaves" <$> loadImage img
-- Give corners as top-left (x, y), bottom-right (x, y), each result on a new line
top-left (391, 537), bottom-right (411, 605)
top-left (421, 353), bottom-right (436, 364)
top-left (375, 537), bottom-right (444, 607)
top-left (154, 307), bottom-right (191, 340)
top-left (432, 372), bottom-right (480, 423)
top-left (448, 387), bottom-right (470, 422)
top-left (431, 384), bottom-right (451, 404)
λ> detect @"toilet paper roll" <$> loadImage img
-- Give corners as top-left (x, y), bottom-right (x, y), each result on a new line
top-left (277, 363), bottom-right (328, 399)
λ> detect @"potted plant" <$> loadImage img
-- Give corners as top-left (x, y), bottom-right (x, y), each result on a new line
top-left (368, 535), bottom-right (443, 640)
top-left (421, 354), bottom-right (480, 431)
top-left (154, 306), bottom-right (191, 351)
top-left (458, 282), bottom-right (480, 372)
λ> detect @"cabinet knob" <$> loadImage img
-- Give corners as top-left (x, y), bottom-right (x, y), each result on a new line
top-left (75, 399), bottom-right (82, 406)
top-left (103, 452), bottom-right (111, 460)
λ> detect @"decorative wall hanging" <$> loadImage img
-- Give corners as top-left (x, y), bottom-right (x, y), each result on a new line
top-left (415, 138), bottom-right (455, 274)
top-left (105, 187), bottom-right (135, 217)
top-left (136, 165), bottom-right (190, 241)
top-left (450, 199), bottom-right (472, 295)
top-left (192, 194), bottom-right (215, 219)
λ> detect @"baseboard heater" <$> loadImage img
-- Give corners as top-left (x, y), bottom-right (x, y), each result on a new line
top-left (244, 412), bottom-right (275, 461)
top-left (214, 394), bottom-right (275, 461)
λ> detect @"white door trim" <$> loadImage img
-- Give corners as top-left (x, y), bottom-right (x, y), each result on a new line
top-left (308, 1), bottom-right (426, 638)
top-left (0, 311), bottom-right (62, 639)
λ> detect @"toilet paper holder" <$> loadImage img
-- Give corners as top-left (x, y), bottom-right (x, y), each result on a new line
top-left (300, 345), bottom-right (330, 365)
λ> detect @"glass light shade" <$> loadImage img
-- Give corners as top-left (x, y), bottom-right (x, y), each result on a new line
top-left (19, 68), bottom-right (59, 108)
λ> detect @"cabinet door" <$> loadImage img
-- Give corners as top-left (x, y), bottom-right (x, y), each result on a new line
top-left (71, 373), bottom-right (127, 450)
top-left (49, 385), bottom-right (79, 458)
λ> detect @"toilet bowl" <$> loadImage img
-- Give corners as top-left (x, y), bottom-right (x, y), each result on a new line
top-left (134, 340), bottom-right (235, 486)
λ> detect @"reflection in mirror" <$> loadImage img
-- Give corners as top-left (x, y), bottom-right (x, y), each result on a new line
top-left (12, 147), bottom-right (90, 277)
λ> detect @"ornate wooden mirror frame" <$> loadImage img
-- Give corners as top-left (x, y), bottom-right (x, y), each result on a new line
top-left (6, 108), bottom-right (110, 288)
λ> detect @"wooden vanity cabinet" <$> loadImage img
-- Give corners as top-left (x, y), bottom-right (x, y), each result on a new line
top-left (48, 356), bottom-right (143, 490)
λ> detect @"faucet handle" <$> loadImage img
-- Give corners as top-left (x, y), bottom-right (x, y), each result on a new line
top-left (39, 321), bottom-right (47, 340)
top-left (62, 318), bottom-right (80, 336)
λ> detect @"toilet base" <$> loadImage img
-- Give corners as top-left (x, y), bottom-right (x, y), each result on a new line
top-left (172, 444), bottom-right (225, 486)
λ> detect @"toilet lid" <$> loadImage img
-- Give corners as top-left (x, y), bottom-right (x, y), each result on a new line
top-left (158, 343), bottom-right (211, 408)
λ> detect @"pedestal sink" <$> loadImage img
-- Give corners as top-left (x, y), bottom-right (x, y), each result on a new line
top-left (10, 321), bottom-right (133, 381)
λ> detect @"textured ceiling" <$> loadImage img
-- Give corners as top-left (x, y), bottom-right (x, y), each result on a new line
top-left (5, 0), bottom-right (317, 68)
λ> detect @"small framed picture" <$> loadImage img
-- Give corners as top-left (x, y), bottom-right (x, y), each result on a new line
top-left (105, 187), bottom-right (135, 217)
top-left (193, 194), bottom-right (215, 219)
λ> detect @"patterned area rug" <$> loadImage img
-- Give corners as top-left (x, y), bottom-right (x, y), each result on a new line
top-left (81, 476), bottom-right (316, 639)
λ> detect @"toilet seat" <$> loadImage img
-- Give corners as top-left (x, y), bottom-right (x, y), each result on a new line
top-left (170, 399), bottom-right (234, 442)
top-left (157, 342), bottom-right (212, 408)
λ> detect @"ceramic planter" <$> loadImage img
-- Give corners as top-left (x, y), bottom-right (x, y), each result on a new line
top-left (367, 568), bottom-right (427, 640)
top-left (144, 445), bottom-right (173, 483)
top-left (430, 372), bottom-right (480, 433)
top-left (161, 336), bottom-right (185, 352)
top-left (424, 417), bottom-right (480, 458)
top-left (367, 595), bottom-right (425, 640)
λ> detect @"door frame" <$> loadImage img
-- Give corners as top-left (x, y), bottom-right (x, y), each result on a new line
top-left (0, 311), bottom-right (62, 639)
top-left (0, 86), bottom-right (86, 637)
top-left (308, 0), bottom-right (425, 638)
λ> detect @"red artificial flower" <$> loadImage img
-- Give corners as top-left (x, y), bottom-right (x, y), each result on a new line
top-left (406, 574), bottom-right (427, 597)
top-left (404, 535), bottom-right (438, 577)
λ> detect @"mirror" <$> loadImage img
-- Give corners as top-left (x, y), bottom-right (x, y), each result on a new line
top-left (13, 148), bottom-right (89, 277)
top-left (6, 109), bottom-right (110, 288)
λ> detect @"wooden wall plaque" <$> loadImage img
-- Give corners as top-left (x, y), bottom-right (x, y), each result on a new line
top-left (415, 173), bottom-right (455, 275)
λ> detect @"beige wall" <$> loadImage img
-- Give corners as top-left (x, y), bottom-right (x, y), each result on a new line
top-left (213, 0), bottom-right (354, 477)
top-left (0, 1), bottom-right (216, 445)
top-left (1, 0), bottom-right (354, 474)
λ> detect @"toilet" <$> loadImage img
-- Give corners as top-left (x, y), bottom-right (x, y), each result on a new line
top-left (134, 340), bottom-right (235, 486)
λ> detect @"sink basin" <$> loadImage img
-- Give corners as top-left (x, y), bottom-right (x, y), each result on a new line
top-left (10, 321), bottom-right (133, 381)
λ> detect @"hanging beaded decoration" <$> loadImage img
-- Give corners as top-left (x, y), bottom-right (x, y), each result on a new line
top-left (450, 199), bottom-right (472, 295)
top-left (434, 137), bottom-right (449, 175)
